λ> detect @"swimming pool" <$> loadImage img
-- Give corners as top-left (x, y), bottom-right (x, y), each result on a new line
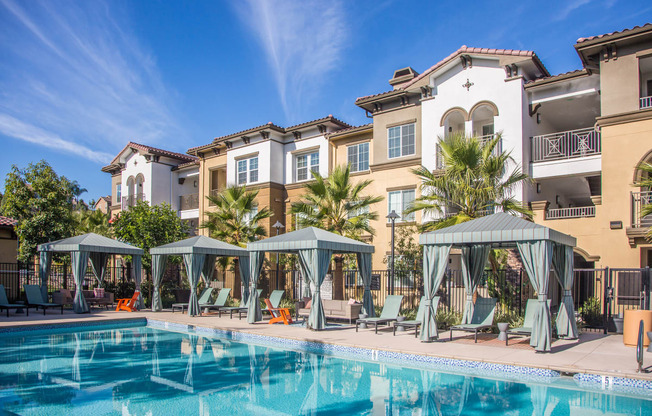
top-left (0, 322), bottom-right (649, 415)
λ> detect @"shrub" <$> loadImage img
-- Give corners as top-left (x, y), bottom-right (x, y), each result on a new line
top-left (436, 309), bottom-right (462, 329)
top-left (492, 309), bottom-right (524, 333)
top-left (579, 297), bottom-right (602, 327)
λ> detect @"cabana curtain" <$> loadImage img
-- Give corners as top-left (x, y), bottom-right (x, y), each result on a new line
top-left (247, 251), bottom-right (264, 323)
top-left (553, 244), bottom-right (578, 339)
top-left (88, 252), bottom-right (109, 286)
top-left (357, 252), bottom-right (375, 317)
top-left (460, 245), bottom-right (491, 324)
top-left (420, 244), bottom-right (451, 341)
top-left (517, 240), bottom-right (554, 352)
top-left (39, 251), bottom-right (52, 301)
top-left (133, 255), bottom-right (144, 309)
top-left (239, 256), bottom-right (251, 306)
top-left (71, 250), bottom-right (90, 313)
top-left (201, 254), bottom-right (217, 285)
top-left (298, 253), bottom-right (311, 298)
top-left (301, 248), bottom-right (332, 330)
top-left (183, 253), bottom-right (205, 317)
top-left (151, 254), bottom-right (168, 312)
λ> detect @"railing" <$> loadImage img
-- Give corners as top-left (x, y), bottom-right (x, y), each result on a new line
top-left (179, 193), bottom-right (199, 211)
top-left (436, 135), bottom-right (502, 169)
top-left (641, 96), bottom-right (652, 110)
top-left (531, 127), bottom-right (601, 163)
top-left (121, 193), bottom-right (145, 210)
top-left (546, 206), bottom-right (595, 220)
top-left (631, 191), bottom-right (652, 228)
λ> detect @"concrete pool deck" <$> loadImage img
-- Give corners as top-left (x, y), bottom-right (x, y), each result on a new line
top-left (1, 309), bottom-right (650, 382)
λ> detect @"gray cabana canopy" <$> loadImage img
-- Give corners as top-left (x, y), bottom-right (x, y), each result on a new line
top-left (37, 233), bottom-right (144, 314)
top-left (247, 227), bottom-right (374, 330)
top-left (419, 213), bottom-right (577, 352)
top-left (150, 235), bottom-right (248, 316)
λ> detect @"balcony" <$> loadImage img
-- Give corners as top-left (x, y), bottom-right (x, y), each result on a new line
top-left (531, 127), bottom-right (601, 163)
top-left (179, 193), bottom-right (199, 211)
top-left (641, 96), bottom-right (652, 110)
top-left (546, 206), bottom-right (595, 220)
top-left (121, 193), bottom-right (145, 210)
top-left (631, 191), bottom-right (652, 228)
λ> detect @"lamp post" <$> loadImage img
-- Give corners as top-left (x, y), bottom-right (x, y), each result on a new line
top-left (272, 221), bottom-right (284, 290)
top-left (386, 210), bottom-right (400, 296)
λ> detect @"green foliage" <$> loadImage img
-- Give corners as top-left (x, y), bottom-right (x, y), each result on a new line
top-left (290, 164), bottom-right (383, 239)
top-left (492, 309), bottom-right (524, 333)
top-left (436, 309), bottom-right (462, 329)
top-left (278, 298), bottom-right (296, 317)
top-left (72, 209), bottom-right (112, 237)
top-left (633, 162), bottom-right (652, 240)
top-left (578, 297), bottom-right (602, 327)
top-left (111, 201), bottom-right (188, 274)
top-left (201, 185), bottom-right (272, 248)
top-left (382, 224), bottom-right (422, 271)
top-left (400, 307), bottom-right (417, 321)
top-left (407, 133), bottom-right (532, 231)
top-left (0, 161), bottom-right (78, 262)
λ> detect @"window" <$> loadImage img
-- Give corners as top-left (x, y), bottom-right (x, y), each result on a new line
top-left (388, 189), bottom-right (415, 222)
top-left (243, 205), bottom-right (258, 225)
top-left (387, 123), bottom-right (415, 158)
top-left (116, 184), bottom-right (121, 200)
top-left (295, 212), bottom-right (309, 230)
top-left (347, 205), bottom-right (369, 219)
top-left (237, 156), bottom-right (258, 185)
top-left (296, 151), bottom-right (319, 181)
top-left (482, 124), bottom-right (494, 137)
top-left (347, 142), bottom-right (369, 172)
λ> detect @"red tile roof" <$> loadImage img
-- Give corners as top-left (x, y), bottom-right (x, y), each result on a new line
top-left (0, 216), bottom-right (17, 227)
top-left (109, 142), bottom-right (198, 165)
top-left (327, 123), bottom-right (373, 138)
top-left (576, 23), bottom-right (652, 44)
top-left (524, 69), bottom-right (589, 87)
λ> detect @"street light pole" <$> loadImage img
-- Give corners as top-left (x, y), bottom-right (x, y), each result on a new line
top-left (272, 221), bottom-right (284, 290)
top-left (386, 210), bottom-right (400, 296)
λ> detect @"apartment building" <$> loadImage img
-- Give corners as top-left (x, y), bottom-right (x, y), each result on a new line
top-left (101, 142), bottom-right (201, 233)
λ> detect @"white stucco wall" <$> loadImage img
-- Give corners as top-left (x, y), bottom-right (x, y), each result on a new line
top-left (150, 161), bottom-right (173, 207)
top-left (226, 139), bottom-right (271, 186)
top-left (283, 135), bottom-right (330, 184)
top-left (173, 167), bottom-right (200, 213)
top-left (121, 152), bottom-right (153, 203)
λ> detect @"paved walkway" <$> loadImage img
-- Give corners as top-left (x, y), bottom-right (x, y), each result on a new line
top-left (1, 309), bottom-right (650, 381)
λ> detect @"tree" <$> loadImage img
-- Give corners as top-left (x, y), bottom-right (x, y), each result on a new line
top-left (201, 185), bottom-right (272, 298)
top-left (291, 164), bottom-right (384, 299)
top-left (634, 161), bottom-right (652, 239)
top-left (406, 133), bottom-right (531, 231)
top-left (0, 161), bottom-right (77, 262)
top-left (111, 201), bottom-right (187, 276)
top-left (72, 209), bottom-right (112, 237)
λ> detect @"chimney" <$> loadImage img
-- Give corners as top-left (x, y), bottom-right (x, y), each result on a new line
top-left (389, 67), bottom-right (419, 90)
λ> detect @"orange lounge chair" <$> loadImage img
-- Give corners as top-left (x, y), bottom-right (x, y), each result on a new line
top-left (264, 298), bottom-right (293, 325)
top-left (115, 291), bottom-right (140, 312)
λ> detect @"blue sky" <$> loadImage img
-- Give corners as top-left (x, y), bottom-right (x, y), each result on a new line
top-left (1, 0), bottom-right (651, 202)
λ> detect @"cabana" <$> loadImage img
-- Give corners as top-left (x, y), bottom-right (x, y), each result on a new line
top-left (419, 213), bottom-right (577, 352)
top-left (38, 233), bottom-right (144, 314)
top-left (150, 235), bottom-right (248, 316)
top-left (247, 227), bottom-right (374, 330)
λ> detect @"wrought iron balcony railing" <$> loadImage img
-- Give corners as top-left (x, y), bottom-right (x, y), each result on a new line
top-left (546, 206), bottom-right (595, 220)
top-left (179, 193), bottom-right (199, 211)
top-left (121, 193), bottom-right (145, 210)
top-left (531, 127), bottom-right (601, 163)
top-left (631, 191), bottom-right (652, 228)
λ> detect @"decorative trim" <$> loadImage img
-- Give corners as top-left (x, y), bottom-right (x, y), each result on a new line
top-left (573, 247), bottom-right (600, 262)
top-left (290, 146), bottom-right (320, 155)
top-left (636, 48), bottom-right (652, 59)
top-left (386, 119), bottom-right (417, 129)
top-left (440, 107), bottom-right (469, 126)
top-left (597, 108), bottom-right (652, 127)
top-left (234, 151), bottom-right (259, 161)
top-left (469, 100), bottom-right (499, 118)
top-left (386, 184), bottom-right (417, 192)
top-left (370, 157), bottom-right (421, 172)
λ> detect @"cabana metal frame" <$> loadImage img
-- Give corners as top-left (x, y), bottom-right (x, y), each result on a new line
top-left (150, 235), bottom-right (248, 317)
top-left (37, 233), bottom-right (144, 314)
top-left (247, 227), bottom-right (374, 330)
top-left (419, 213), bottom-right (577, 352)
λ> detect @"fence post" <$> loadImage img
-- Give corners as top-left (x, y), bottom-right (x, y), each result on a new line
top-left (518, 269), bottom-right (523, 316)
top-left (447, 269), bottom-right (452, 313)
top-left (644, 266), bottom-right (651, 310)
top-left (603, 267), bottom-right (610, 334)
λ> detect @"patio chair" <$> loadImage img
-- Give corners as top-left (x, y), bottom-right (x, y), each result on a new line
top-left (202, 288), bottom-right (231, 313)
top-left (356, 295), bottom-right (404, 334)
top-left (264, 298), bottom-right (293, 325)
top-left (23, 284), bottom-right (63, 315)
top-left (262, 290), bottom-right (285, 316)
top-left (218, 289), bottom-right (262, 319)
top-left (172, 287), bottom-right (214, 314)
top-left (0, 284), bottom-right (28, 317)
top-left (392, 296), bottom-right (440, 338)
top-left (449, 297), bottom-right (497, 343)
top-left (115, 291), bottom-right (140, 312)
top-left (506, 299), bottom-right (551, 346)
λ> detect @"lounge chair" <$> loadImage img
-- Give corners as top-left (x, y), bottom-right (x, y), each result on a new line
top-left (392, 296), bottom-right (440, 338)
top-left (264, 298), bottom-right (293, 325)
top-left (23, 284), bottom-right (63, 315)
top-left (356, 295), bottom-right (404, 334)
top-left (115, 291), bottom-right (140, 312)
top-left (201, 288), bottom-right (231, 313)
top-left (506, 299), bottom-right (551, 346)
top-left (262, 290), bottom-right (285, 316)
top-left (449, 297), bottom-right (497, 343)
top-left (218, 289), bottom-right (262, 319)
top-left (172, 287), bottom-right (214, 314)
top-left (0, 284), bottom-right (28, 317)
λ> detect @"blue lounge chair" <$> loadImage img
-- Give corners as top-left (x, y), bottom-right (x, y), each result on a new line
top-left (356, 295), bottom-right (404, 334)
top-left (0, 284), bottom-right (27, 317)
top-left (172, 287), bottom-right (214, 313)
top-left (24, 284), bottom-right (63, 315)
top-left (392, 296), bottom-right (439, 338)
top-left (506, 299), bottom-right (551, 345)
top-left (449, 297), bottom-right (497, 343)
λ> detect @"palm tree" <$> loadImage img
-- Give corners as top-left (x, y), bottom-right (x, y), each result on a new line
top-left (201, 185), bottom-right (272, 298)
top-left (406, 133), bottom-right (531, 231)
top-left (73, 209), bottom-right (112, 237)
top-left (634, 162), bottom-right (652, 239)
top-left (291, 164), bottom-right (384, 299)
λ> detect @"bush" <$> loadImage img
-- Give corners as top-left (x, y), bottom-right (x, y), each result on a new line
top-left (400, 307), bottom-right (418, 321)
top-left (579, 297), bottom-right (602, 327)
top-left (278, 298), bottom-right (296, 316)
top-left (492, 309), bottom-right (524, 333)
top-left (436, 309), bottom-right (462, 329)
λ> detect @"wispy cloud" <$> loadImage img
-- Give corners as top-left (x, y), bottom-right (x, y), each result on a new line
top-left (233, 0), bottom-right (348, 122)
top-left (0, 0), bottom-right (183, 164)
top-left (553, 0), bottom-right (592, 21)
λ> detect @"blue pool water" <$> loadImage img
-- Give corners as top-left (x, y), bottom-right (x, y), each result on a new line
top-left (0, 324), bottom-right (649, 415)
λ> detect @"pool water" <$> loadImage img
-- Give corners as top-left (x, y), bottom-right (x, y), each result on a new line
top-left (0, 325), bottom-right (649, 415)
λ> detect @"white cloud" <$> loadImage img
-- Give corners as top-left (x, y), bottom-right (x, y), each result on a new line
top-left (233, 0), bottom-right (348, 122)
top-left (0, 0), bottom-right (184, 162)
top-left (553, 0), bottom-right (592, 21)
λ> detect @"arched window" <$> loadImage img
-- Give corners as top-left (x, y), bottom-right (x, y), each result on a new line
top-left (440, 107), bottom-right (467, 137)
top-left (126, 176), bottom-right (135, 197)
top-left (469, 101), bottom-right (499, 140)
top-left (135, 174), bottom-right (145, 196)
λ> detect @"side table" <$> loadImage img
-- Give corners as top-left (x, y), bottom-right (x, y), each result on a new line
top-left (497, 322), bottom-right (509, 343)
top-left (396, 316), bottom-right (406, 332)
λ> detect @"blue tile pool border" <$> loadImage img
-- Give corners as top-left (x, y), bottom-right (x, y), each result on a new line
top-left (0, 318), bottom-right (147, 337)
